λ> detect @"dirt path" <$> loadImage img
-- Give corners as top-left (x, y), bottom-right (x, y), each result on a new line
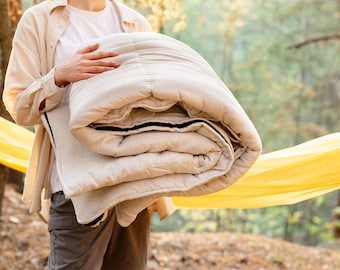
top-left (1, 185), bottom-right (339, 270)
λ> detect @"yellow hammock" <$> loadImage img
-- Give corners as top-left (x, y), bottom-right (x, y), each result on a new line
top-left (1, 116), bottom-right (339, 208)
top-left (0, 117), bottom-right (34, 173)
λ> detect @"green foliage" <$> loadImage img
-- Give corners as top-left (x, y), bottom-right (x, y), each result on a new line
top-left (128, 0), bottom-right (340, 246)
top-left (335, 207), bottom-right (340, 215)
top-left (170, 0), bottom-right (339, 152)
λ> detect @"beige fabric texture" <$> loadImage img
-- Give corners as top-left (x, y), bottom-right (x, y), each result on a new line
top-left (42, 32), bottom-right (262, 226)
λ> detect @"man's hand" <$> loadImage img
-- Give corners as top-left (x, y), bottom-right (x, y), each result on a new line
top-left (54, 43), bottom-right (119, 87)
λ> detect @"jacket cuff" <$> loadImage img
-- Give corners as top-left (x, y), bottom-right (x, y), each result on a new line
top-left (40, 67), bottom-right (69, 112)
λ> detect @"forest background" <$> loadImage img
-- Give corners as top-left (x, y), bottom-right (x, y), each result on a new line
top-left (0, 0), bottom-right (339, 248)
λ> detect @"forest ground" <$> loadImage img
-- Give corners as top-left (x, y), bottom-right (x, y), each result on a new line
top-left (1, 184), bottom-right (340, 270)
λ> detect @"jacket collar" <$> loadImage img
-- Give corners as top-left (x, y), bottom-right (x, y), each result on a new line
top-left (49, 0), bottom-right (68, 11)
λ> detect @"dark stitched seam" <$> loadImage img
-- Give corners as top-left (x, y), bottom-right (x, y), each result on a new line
top-left (95, 119), bottom-right (230, 144)
top-left (44, 113), bottom-right (56, 145)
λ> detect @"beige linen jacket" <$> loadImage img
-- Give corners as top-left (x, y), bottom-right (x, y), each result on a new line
top-left (3, 0), bottom-right (174, 222)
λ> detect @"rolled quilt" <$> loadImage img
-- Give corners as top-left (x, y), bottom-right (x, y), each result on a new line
top-left (43, 32), bottom-right (262, 226)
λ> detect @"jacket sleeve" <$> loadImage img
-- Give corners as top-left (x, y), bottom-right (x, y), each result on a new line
top-left (3, 9), bottom-right (68, 126)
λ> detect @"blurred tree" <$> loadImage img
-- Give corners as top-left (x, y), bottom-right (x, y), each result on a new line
top-left (151, 0), bottom-right (339, 245)
top-left (1, 0), bottom-right (24, 202)
top-left (0, 165), bottom-right (8, 217)
top-left (0, 0), bottom-right (13, 217)
top-left (284, 0), bottom-right (339, 241)
top-left (0, 0), bottom-right (13, 89)
top-left (120, 0), bottom-right (186, 33)
top-left (5, 0), bottom-right (24, 192)
top-left (8, 0), bottom-right (22, 27)
top-left (335, 196), bottom-right (340, 239)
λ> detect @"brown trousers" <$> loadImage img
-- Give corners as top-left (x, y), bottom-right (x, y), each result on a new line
top-left (48, 192), bottom-right (151, 270)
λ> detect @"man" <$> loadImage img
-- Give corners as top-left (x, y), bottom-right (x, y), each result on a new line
top-left (3, 0), bottom-right (164, 269)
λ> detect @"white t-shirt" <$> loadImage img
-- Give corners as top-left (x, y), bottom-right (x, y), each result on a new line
top-left (55, 1), bottom-right (123, 66)
top-left (49, 1), bottom-right (123, 194)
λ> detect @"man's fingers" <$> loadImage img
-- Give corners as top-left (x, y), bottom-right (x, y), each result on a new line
top-left (78, 43), bottom-right (100, 54)
top-left (87, 51), bottom-right (119, 60)
top-left (77, 41), bottom-right (119, 66)
top-left (87, 65), bottom-right (119, 74)
top-left (77, 44), bottom-right (118, 60)
top-left (83, 60), bottom-right (120, 68)
top-left (78, 62), bottom-right (120, 75)
top-left (97, 60), bottom-right (120, 68)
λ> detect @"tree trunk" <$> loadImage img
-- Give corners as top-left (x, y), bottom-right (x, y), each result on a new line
top-left (0, 165), bottom-right (9, 217)
top-left (335, 191), bottom-right (340, 239)
top-left (8, 0), bottom-right (22, 29)
top-left (1, 0), bottom-right (23, 216)
top-left (1, 0), bottom-right (13, 89)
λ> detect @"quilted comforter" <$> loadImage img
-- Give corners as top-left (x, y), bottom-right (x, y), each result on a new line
top-left (43, 32), bottom-right (262, 226)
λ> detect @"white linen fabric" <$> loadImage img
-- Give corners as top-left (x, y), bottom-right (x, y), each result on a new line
top-left (42, 32), bottom-right (262, 226)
